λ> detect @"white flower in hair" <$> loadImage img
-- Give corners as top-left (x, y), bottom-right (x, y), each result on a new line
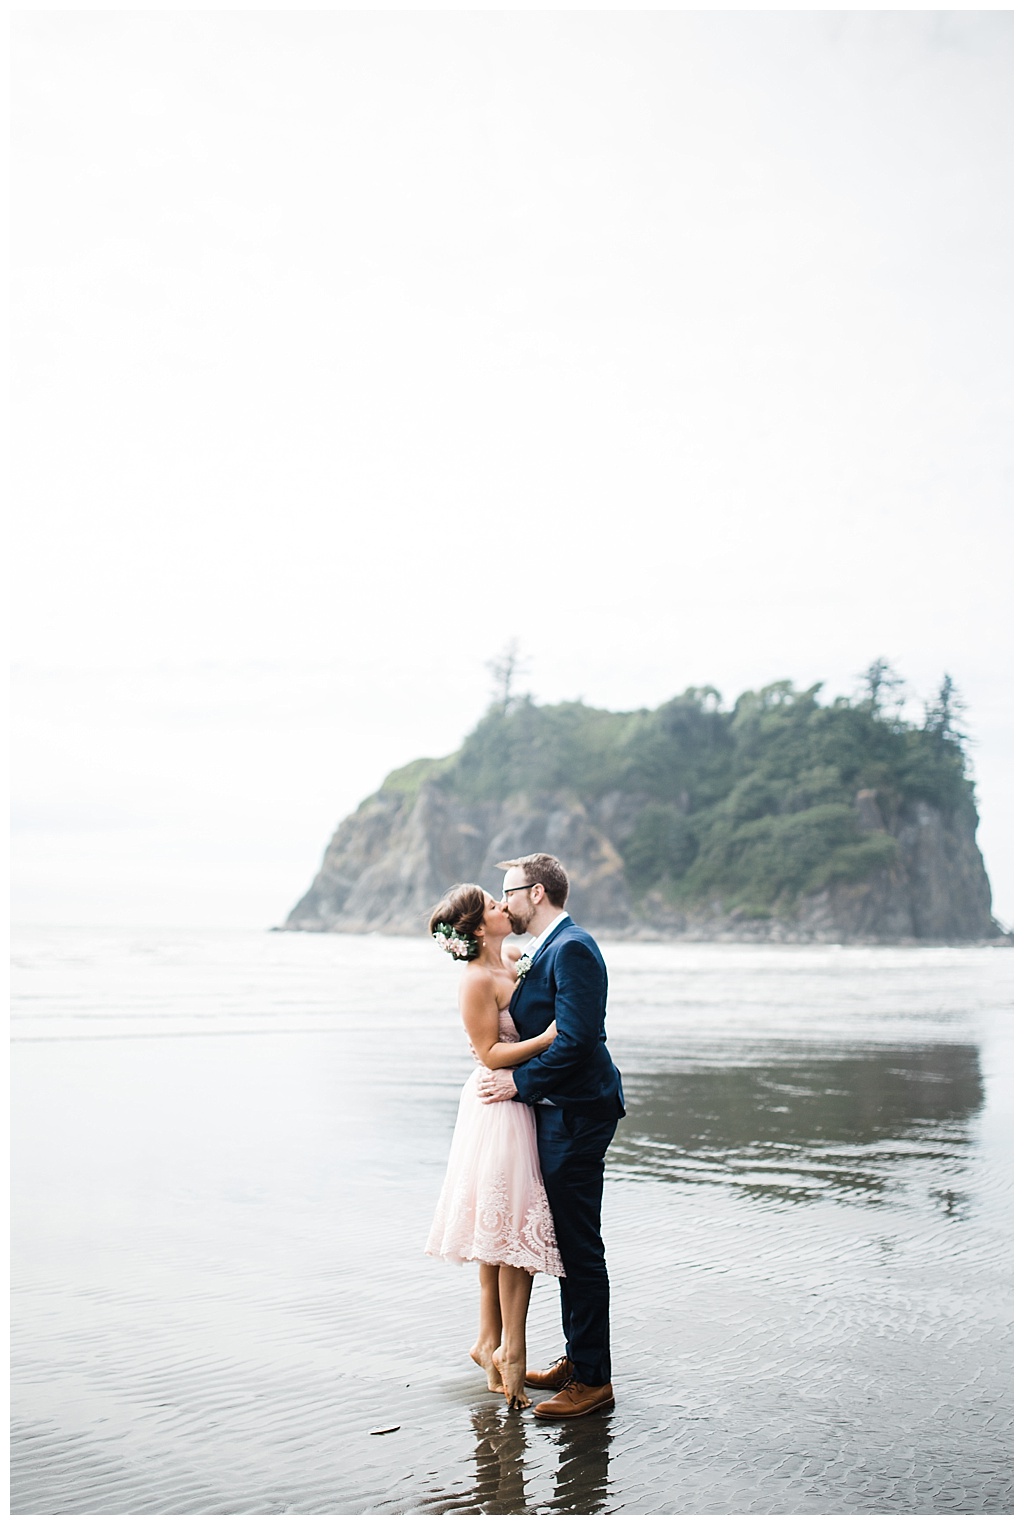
top-left (432, 922), bottom-right (479, 961)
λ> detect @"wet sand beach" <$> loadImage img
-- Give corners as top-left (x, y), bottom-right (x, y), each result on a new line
top-left (11, 930), bottom-right (1012, 1514)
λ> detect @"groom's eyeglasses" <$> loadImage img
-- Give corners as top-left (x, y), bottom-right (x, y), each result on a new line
top-left (502, 883), bottom-right (540, 898)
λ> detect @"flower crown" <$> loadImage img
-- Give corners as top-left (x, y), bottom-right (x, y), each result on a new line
top-left (432, 921), bottom-right (479, 961)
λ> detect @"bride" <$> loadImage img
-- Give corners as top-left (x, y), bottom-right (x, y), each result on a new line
top-left (425, 882), bottom-right (563, 1410)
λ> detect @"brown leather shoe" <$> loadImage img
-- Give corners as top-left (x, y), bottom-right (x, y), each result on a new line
top-left (534, 1379), bottom-right (614, 1419)
top-left (525, 1355), bottom-right (574, 1390)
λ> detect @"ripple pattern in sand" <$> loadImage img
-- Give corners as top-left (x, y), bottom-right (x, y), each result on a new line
top-left (12, 930), bottom-right (1013, 1513)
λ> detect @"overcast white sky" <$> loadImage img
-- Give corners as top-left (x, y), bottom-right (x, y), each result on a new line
top-left (12, 10), bottom-right (1013, 930)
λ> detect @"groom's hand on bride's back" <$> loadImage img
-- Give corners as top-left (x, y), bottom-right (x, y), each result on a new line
top-left (478, 1069), bottom-right (518, 1104)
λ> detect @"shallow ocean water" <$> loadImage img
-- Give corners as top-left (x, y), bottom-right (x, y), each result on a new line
top-left (11, 928), bottom-right (1013, 1514)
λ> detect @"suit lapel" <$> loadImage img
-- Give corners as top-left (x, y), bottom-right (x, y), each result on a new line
top-left (509, 916), bottom-right (574, 1019)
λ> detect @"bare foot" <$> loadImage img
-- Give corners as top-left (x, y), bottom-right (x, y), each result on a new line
top-left (469, 1343), bottom-right (504, 1394)
top-left (492, 1346), bottom-right (531, 1411)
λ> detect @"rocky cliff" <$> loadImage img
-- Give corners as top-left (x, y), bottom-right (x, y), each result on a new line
top-left (284, 779), bottom-right (1002, 944)
top-left (284, 683), bottom-right (1006, 944)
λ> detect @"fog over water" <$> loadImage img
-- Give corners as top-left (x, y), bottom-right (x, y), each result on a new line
top-left (12, 11), bottom-right (1012, 930)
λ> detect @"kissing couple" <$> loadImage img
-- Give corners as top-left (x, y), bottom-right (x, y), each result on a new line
top-left (425, 853), bottom-right (625, 1417)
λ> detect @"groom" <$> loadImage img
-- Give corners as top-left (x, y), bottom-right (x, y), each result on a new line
top-left (478, 853), bottom-right (625, 1418)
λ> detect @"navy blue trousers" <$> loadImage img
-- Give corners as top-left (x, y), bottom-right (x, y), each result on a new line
top-left (534, 1107), bottom-right (619, 1388)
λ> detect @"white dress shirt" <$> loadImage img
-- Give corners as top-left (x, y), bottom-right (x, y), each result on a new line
top-left (523, 909), bottom-right (569, 958)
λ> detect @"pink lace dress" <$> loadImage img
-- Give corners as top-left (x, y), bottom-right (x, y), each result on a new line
top-left (425, 1011), bottom-right (564, 1277)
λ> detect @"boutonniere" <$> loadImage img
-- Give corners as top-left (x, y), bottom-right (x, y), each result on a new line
top-left (515, 954), bottom-right (533, 982)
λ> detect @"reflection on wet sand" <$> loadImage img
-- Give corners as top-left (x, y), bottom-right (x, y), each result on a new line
top-left (11, 933), bottom-right (1011, 1515)
top-left (465, 1402), bottom-right (612, 1515)
top-left (468, 1404), bottom-right (531, 1514)
top-left (613, 1043), bottom-right (983, 1202)
top-left (545, 1409), bottom-right (612, 1515)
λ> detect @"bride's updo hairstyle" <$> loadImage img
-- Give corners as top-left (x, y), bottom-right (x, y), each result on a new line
top-left (429, 883), bottom-right (486, 962)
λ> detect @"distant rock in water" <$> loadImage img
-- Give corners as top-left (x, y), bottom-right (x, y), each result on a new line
top-left (284, 680), bottom-right (1006, 945)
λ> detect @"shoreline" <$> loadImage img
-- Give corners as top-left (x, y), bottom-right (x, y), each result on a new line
top-left (275, 921), bottom-right (1014, 947)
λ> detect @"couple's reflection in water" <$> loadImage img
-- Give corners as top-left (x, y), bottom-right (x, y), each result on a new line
top-left (466, 1398), bottom-right (612, 1514)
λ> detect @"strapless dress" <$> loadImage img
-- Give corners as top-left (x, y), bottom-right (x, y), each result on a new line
top-left (425, 1011), bottom-right (564, 1277)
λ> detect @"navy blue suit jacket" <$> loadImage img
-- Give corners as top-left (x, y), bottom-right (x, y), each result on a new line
top-left (508, 916), bottom-right (625, 1120)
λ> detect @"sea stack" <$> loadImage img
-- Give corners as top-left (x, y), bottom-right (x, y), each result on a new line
top-left (284, 682), bottom-right (1005, 945)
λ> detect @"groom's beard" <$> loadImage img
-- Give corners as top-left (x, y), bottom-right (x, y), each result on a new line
top-left (507, 910), bottom-right (531, 936)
